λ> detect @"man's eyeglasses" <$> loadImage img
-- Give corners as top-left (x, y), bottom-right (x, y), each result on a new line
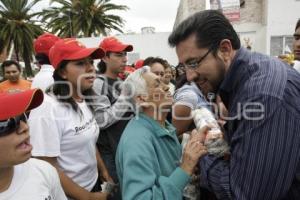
top-left (178, 46), bottom-right (214, 70)
top-left (0, 113), bottom-right (27, 137)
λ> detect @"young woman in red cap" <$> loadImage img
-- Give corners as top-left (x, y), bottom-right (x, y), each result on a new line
top-left (0, 89), bottom-right (67, 200)
top-left (28, 39), bottom-right (111, 200)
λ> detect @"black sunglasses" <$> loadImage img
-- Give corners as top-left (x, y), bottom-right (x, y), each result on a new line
top-left (0, 113), bottom-right (27, 137)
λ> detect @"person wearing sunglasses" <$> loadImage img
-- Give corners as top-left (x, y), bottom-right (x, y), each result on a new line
top-left (28, 39), bottom-right (111, 200)
top-left (169, 10), bottom-right (300, 200)
top-left (0, 89), bottom-right (67, 200)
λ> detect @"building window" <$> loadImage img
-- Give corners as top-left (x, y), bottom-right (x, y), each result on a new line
top-left (270, 36), bottom-right (293, 56)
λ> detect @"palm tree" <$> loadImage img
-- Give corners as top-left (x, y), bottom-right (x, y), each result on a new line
top-left (0, 17), bottom-right (6, 56)
top-left (40, 0), bottom-right (128, 38)
top-left (0, 0), bottom-right (43, 77)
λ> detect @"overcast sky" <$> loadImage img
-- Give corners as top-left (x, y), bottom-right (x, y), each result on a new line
top-left (33, 0), bottom-right (181, 33)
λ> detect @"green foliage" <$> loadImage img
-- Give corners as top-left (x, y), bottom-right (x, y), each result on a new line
top-left (0, 0), bottom-right (128, 76)
top-left (40, 0), bottom-right (128, 37)
top-left (0, 0), bottom-right (44, 76)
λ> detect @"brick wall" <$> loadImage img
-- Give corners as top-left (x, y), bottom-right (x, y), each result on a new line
top-left (173, 0), bottom-right (205, 28)
top-left (174, 0), bottom-right (266, 27)
top-left (234, 0), bottom-right (264, 25)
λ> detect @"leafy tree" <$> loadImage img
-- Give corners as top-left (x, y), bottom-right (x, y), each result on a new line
top-left (0, 0), bottom-right (43, 77)
top-left (41, 0), bottom-right (128, 37)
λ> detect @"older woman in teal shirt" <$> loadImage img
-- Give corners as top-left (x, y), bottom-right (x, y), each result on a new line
top-left (116, 66), bottom-right (207, 200)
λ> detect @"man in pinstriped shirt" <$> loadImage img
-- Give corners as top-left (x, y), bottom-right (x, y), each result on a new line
top-left (169, 10), bottom-right (300, 200)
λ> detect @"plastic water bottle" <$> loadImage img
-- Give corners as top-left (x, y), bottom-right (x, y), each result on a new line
top-left (192, 107), bottom-right (229, 156)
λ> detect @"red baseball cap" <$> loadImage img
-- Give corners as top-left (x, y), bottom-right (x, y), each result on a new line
top-left (49, 38), bottom-right (105, 69)
top-left (0, 89), bottom-right (44, 120)
top-left (34, 33), bottom-right (61, 57)
top-left (99, 37), bottom-right (133, 53)
top-left (135, 59), bottom-right (144, 69)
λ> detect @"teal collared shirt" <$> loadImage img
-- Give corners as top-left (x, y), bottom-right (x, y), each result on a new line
top-left (116, 113), bottom-right (190, 200)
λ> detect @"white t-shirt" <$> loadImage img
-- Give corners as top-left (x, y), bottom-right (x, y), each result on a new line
top-left (31, 64), bottom-right (54, 91)
top-left (174, 82), bottom-right (208, 110)
top-left (168, 82), bottom-right (175, 95)
top-left (29, 94), bottom-right (99, 192)
top-left (0, 158), bottom-right (67, 200)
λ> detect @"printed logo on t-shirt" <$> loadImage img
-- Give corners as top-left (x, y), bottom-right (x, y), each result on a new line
top-left (74, 117), bottom-right (97, 135)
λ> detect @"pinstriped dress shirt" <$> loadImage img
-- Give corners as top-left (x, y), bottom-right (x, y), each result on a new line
top-left (199, 47), bottom-right (300, 200)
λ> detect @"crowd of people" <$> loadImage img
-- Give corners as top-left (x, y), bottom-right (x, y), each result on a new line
top-left (0, 10), bottom-right (299, 200)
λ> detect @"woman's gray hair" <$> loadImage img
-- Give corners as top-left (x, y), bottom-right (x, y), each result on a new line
top-left (122, 66), bottom-right (151, 114)
top-left (123, 65), bottom-right (151, 97)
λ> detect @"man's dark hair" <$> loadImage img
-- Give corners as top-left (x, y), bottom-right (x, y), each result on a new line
top-left (143, 57), bottom-right (169, 69)
top-left (1, 60), bottom-right (22, 76)
top-left (295, 19), bottom-right (300, 31)
top-left (35, 53), bottom-right (51, 65)
top-left (168, 10), bottom-right (240, 53)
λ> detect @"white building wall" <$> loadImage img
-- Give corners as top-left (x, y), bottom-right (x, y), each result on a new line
top-left (266, 0), bottom-right (300, 55)
top-left (78, 32), bottom-right (179, 66)
top-left (232, 0), bottom-right (267, 53)
top-left (233, 23), bottom-right (266, 53)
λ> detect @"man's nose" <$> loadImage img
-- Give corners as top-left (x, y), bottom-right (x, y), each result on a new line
top-left (296, 39), bottom-right (300, 47)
